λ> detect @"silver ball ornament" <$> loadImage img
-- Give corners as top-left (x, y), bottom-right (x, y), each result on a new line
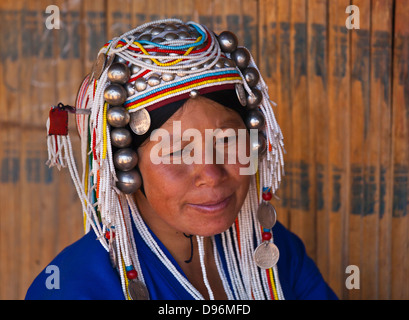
top-left (114, 148), bottom-right (138, 171)
top-left (116, 170), bottom-right (142, 194)
top-left (218, 31), bottom-right (238, 53)
top-left (107, 62), bottom-right (131, 84)
top-left (245, 109), bottom-right (265, 130)
top-left (125, 82), bottom-right (135, 97)
top-left (147, 74), bottom-right (161, 87)
top-left (246, 88), bottom-right (263, 109)
top-left (231, 47), bottom-right (250, 70)
top-left (107, 106), bottom-right (130, 127)
top-left (135, 78), bottom-right (147, 92)
top-left (162, 73), bottom-right (175, 82)
top-left (111, 128), bottom-right (132, 148)
top-left (104, 84), bottom-right (127, 106)
top-left (250, 131), bottom-right (267, 157)
top-left (243, 67), bottom-right (260, 87)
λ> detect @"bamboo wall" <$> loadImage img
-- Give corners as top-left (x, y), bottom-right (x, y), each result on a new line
top-left (0, 0), bottom-right (408, 300)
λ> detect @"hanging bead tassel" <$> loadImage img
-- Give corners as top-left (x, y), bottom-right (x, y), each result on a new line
top-left (253, 188), bottom-right (280, 270)
top-left (46, 104), bottom-right (69, 170)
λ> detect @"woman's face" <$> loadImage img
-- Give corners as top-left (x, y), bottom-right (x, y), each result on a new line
top-left (135, 96), bottom-right (252, 237)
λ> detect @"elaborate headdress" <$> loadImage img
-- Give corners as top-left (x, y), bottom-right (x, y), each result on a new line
top-left (46, 19), bottom-right (285, 300)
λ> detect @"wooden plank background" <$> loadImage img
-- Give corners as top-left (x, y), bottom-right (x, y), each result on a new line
top-left (0, 0), bottom-right (408, 300)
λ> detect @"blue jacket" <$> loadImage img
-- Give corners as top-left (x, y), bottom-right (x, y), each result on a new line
top-left (25, 221), bottom-right (338, 300)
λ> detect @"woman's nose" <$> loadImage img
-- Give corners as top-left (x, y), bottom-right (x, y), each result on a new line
top-left (193, 163), bottom-right (227, 188)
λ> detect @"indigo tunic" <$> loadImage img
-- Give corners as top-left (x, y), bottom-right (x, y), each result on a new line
top-left (25, 221), bottom-right (338, 300)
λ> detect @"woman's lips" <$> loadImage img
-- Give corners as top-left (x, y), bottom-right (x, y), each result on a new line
top-left (187, 195), bottom-right (233, 213)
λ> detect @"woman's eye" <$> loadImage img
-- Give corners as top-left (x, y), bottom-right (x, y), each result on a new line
top-left (216, 136), bottom-right (236, 145)
top-left (169, 149), bottom-right (182, 157)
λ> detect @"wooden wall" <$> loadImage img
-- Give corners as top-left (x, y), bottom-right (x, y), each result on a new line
top-left (0, 0), bottom-right (408, 300)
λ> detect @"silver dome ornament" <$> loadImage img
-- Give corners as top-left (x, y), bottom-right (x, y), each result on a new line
top-left (245, 109), bottom-right (266, 130)
top-left (164, 23), bottom-right (178, 31)
top-left (164, 32), bottom-right (179, 41)
top-left (139, 33), bottom-right (151, 41)
top-left (152, 37), bottom-right (165, 44)
top-left (231, 47), bottom-right (251, 70)
top-left (125, 82), bottom-right (135, 97)
top-left (104, 84), bottom-right (128, 106)
top-left (107, 62), bottom-right (131, 84)
top-left (147, 74), bottom-right (161, 87)
top-left (135, 78), bottom-right (147, 92)
top-left (224, 59), bottom-right (236, 68)
top-left (114, 148), bottom-right (138, 171)
top-left (116, 170), bottom-right (142, 194)
top-left (129, 108), bottom-right (151, 135)
top-left (111, 128), bottom-right (132, 148)
top-left (189, 90), bottom-right (200, 98)
top-left (215, 58), bottom-right (226, 69)
top-left (131, 64), bottom-right (141, 75)
top-left (177, 31), bottom-right (190, 40)
top-left (243, 67), bottom-right (260, 87)
top-left (114, 56), bottom-right (127, 64)
top-left (246, 88), bottom-right (263, 109)
top-left (151, 26), bottom-right (164, 35)
top-left (218, 31), bottom-right (238, 53)
top-left (107, 106), bottom-right (130, 127)
top-left (162, 73), bottom-right (175, 82)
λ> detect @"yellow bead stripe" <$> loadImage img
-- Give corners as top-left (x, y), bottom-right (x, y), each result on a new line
top-left (114, 36), bottom-right (201, 67)
top-left (126, 76), bottom-right (242, 111)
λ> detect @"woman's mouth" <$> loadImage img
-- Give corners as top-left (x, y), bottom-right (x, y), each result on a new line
top-left (187, 194), bottom-right (233, 214)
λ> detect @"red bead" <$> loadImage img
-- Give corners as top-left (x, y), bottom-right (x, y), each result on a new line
top-left (126, 269), bottom-right (138, 280)
top-left (105, 231), bottom-right (115, 240)
top-left (262, 192), bottom-right (272, 201)
top-left (262, 232), bottom-right (272, 241)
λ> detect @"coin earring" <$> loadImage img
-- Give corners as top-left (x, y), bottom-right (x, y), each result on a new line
top-left (253, 187), bottom-right (280, 269)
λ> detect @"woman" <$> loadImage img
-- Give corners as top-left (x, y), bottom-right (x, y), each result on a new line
top-left (26, 19), bottom-right (337, 300)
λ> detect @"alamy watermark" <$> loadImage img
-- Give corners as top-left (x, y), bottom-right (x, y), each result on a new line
top-left (45, 4), bottom-right (360, 31)
top-left (45, 265), bottom-right (60, 290)
top-left (45, 5), bottom-right (60, 30)
top-left (149, 121), bottom-right (259, 176)
top-left (345, 265), bottom-right (360, 290)
top-left (345, 5), bottom-right (361, 30)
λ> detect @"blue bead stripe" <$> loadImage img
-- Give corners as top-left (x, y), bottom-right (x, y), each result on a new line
top-left (124, 69), bottom-right (241, 106)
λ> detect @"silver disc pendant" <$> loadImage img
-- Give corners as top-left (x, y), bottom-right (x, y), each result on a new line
top-left (235, 84), bottom-right (247, 106)
top-left (128, 279), bottom-right (150, 300)
top-left (256, 202), bottom-right (277, 229)
top-left (253, 242), bottom-right (280, 269)
top-left (129, 108), bottom-right (151, 135)
top-left (94, 53), bottom-right (107, 80)
top-left (109, 240), bottom-right (118, 269)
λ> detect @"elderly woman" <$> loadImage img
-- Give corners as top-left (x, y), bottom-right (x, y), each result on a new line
top-left (26, 19), bottom-right (337, 300)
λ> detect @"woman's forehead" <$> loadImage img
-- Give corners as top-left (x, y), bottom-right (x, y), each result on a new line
top-left (161, 97), bottom-right (245, 129)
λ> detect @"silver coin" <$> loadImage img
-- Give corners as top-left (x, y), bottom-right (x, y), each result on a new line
top-left (129, 108), bottom-right (151, 135)
top-left (94, 52), bottom-right (107, 80)
top-left (109, 240), bottom-right (118, 269)
top-left (235, 84), bottom-right (247, 106)
top-left (128, 279), bottom-right (150, 300)
top-left (256, 202), bottom-right (277, 229)
top-left (253, 242), bottom-right (280, 269)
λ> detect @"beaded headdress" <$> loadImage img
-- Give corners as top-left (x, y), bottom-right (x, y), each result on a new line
top-left (46, 19), bottom-right (285, 300)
